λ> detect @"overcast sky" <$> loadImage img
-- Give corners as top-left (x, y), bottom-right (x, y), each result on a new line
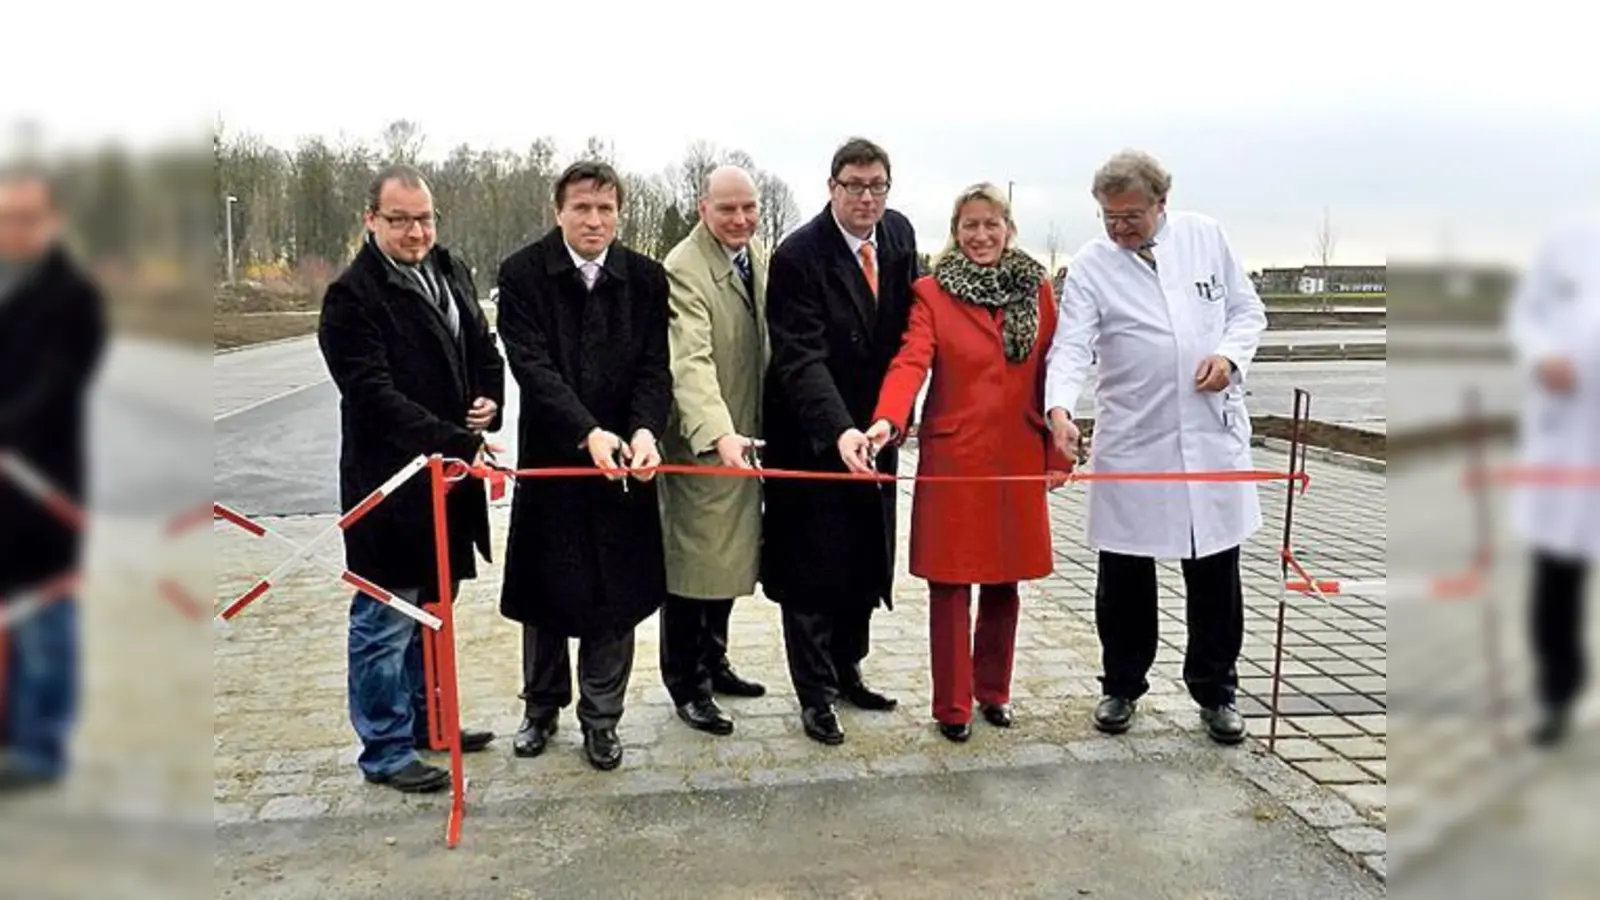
top-left (6, 0), bottom-right (1597, 269)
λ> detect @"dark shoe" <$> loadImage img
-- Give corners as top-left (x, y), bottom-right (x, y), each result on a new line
top-left (939, 722), bottom-right (971, 742)
top-left (1199, 704), bottom-right (1247, 745)
top-left (712, 668), bottom-right (767, 698)
top-left (801, 706), bottom-right (845, 745)
top-left (582, 727), bottom-right (623, 771)
top-left (364, 759), bottom-right (450, 793)
top-left (415, 728), bottom-right (496, 753)
top-left (981, 703), bottom-right (1014, 728)
top-left (840, 683), bottom-right (898, 712)
top-left (1093, 696), bottom-right (1136, 734)
top-left (1533, 709), bottom-right (1570, 748)
top-left (513, 714), bottom-right (558, 758)
top-left (677, 698), bottom-right (735, 736)
top-left (0, 762), bottom-right (60, 794)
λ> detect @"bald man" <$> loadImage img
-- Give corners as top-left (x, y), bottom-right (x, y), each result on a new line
top-left (656, 166), bottom-right (772, 735)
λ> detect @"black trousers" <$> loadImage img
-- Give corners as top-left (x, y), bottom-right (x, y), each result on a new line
top-left (520, 624), bottom-right (635, 731)
top-left (659, 595), bottom-right (735, 706)
top-left (781, 603), bottom-right (873, 710)
top-left (1095, 545), bottom-right (1244, 709)
top-left (1530, 550), bottom-right (1590, 714)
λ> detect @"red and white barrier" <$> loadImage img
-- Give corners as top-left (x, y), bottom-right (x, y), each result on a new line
top-left (213, 455), bottom-right (441, 631)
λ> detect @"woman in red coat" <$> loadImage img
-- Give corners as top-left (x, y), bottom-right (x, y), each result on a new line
top-left (859, 182), bottom-right (1074, 742)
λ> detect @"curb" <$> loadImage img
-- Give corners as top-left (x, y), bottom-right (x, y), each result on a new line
top-left (1253, 436), bottom-right (1386, 474)
top-left (215, 333), bottom-right (317, 357)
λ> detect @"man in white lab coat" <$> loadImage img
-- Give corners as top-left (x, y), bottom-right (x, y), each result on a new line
top-left (1504, 214), bottom-right (1600, 747)
top-left (1044, 150), bottom-right (1267, 745)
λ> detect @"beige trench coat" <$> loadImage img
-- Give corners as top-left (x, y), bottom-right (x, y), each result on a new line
top-left (658, 221), bottom-right (770, 599)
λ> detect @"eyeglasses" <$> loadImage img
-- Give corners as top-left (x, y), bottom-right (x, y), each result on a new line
top-left (375, 211), bottom-right (440, 229)
top-left (833, 180), bottom-right (891, 197)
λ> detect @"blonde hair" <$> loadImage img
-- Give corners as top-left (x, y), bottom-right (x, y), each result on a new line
top-left (933, 182), bottom-right (1016, 268)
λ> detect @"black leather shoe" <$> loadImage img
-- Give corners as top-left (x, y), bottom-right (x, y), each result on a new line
top-left (415, 728), bottom-right (496, 753)
top-left (1533, 709), bottom-right (1570, 748)
top-left (840, 683), bottom-right (898, 712)
top-left (364, 759), bottom-right (450, 793)
top-left (513, 714), bottom-right (558, 758)
top-left (1093, 696), bottom-right (1136, 734)
top-left (1199, 704), bottom-right (1247, 745)
top-left (801, 706), bottom-right (845, 745)
top-left (583, 727), bottom-right (623, 771)
top-left (981, 703), bottom-right (1014, 728)
top-left (939, 722), bottom-right (971, 742)
top-left (677, 698), bottom-right (735, 736)
top-left (712, 668), bottom-right (767, 698)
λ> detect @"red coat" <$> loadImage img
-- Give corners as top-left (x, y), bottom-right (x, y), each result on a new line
top-left (873, 274), bottom-right (1073, 585)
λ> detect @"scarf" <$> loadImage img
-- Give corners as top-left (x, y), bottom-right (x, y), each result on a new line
top-left (933, 246), bottom-right (1047, 363)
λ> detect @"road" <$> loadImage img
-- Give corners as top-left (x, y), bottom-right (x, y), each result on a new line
top-left (213, 335), bottom-right (1388, 516)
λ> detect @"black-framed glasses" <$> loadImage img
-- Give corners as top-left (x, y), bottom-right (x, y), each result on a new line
top-left (375, 211), bottom-right (440, 229)
top-left (833, 180), bottom-right (891, 197)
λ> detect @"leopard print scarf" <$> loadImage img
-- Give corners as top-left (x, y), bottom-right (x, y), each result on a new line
top-left (933, 246), bottom-right (1047, 363)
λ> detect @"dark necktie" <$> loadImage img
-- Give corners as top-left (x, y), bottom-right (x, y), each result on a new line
top-left (1135, 239), bottom-right (1158, 273)
top-left (733, 249), bottom-right (753, 296)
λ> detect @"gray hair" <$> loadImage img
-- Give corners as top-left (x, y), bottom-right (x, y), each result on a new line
top-left (1091, 150), bottom-right (1172, 204)
top-left (366, 162), bottom-right (430, 212)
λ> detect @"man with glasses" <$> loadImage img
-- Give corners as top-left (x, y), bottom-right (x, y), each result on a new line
top-left (1043, 149), bottom-right (1267, 746)
top-left (761, 137), bottom-right (920, 745)
top-left (318, 163), bottom-right (506, 792)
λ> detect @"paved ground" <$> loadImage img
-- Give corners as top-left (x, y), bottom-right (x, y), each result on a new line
top-left (210, 436), bottom-right (1387, 897)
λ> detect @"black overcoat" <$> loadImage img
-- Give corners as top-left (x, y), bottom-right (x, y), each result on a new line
top-left (494, 229), bottom-right (672, 639)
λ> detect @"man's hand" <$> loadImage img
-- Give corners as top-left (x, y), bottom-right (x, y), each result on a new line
top-left (585, 428), bottom-right (626, 481)
top-left (1047, 407), bottom-right (1080, 461)
top-left (714, 433), bottom-right (761, 470)
top-left (466, 396), bottom-right (498, 432)
top-left (1194, 354), bottom-right (1233, 392)
top-left (1537, 356), bottom-right (1578, 394)
top-left (838, 428), bottom-right (875, 475)
top-left (626, 429), bottom-right (661, 482)
top-left (864, 418), bottom-right (895, 454)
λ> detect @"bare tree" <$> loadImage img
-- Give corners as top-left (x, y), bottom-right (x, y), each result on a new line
top-left (670, 140), bottom-right (722, 215)
top-left (1313, 206), bottom-right (1337, 309)
top-left (754, 169), bottom-right (801, 251)
top-left (1045, 220), bottom-right (1062, 273)
top-left (380, 119), bottom-right (426, 163)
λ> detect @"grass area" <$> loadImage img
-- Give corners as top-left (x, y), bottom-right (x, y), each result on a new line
top-left (215, 312), bottom-right (320, 351)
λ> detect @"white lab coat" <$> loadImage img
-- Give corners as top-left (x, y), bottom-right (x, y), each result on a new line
top-left (1505, 215), bottom-right (1600, 561)
top-left (1044, 211), bottom-right (1268, 559)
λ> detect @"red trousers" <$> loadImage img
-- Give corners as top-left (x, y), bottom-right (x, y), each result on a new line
top-left (929, 582), bottom-right (1020, 725)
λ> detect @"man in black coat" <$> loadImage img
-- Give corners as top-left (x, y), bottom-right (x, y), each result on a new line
top-left (0, 164), bottom-right (106, 791)
top-left (317, 163), bottom-right (505, 793)
top-left (761, 137), bottom-right (919, 745)
top-left (495, 161), bottom-right (672, 772)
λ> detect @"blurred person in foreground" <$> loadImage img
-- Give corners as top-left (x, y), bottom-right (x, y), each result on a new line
top-left (495, 161), bottom-right (672, 772)
top-left (761, 137), bottom-right (919, 746)
top-left (318, 163), bottom-right (505, 793)
top-left (1505, 214), bottom-right (1600, 747)
top-left (656, 165), bottom-right (771, 738)
top-left (0, 164), bottom-right (107, 791)
top-left (1044, 149), bottom-right (1267, 745)
top-left (864, 182), bottom-right (1074, 742)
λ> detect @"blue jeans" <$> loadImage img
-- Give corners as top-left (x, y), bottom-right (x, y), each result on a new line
top-left (2, 598), bottom-right (79, 778)
top-left (347, 589), bottom-right (434, 779)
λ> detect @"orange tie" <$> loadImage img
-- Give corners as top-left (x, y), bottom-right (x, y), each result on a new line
top-left (859, 242), bottom-right (879, 297)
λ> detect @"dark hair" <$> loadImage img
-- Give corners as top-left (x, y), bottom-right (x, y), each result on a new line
top-left (554, 160), bottom-right (624, 209)
top-left (367, 162), bottom-right (429, 212)
top-left (829, 137), bottom-right (891, 182)
top-left (0, 160), bottom-right (61, 209)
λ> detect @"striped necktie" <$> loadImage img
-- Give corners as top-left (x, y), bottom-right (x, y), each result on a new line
top-left (1135, 240), bottom-right (1158, 273)
top-left (733, 249), bottom-right (753, 296)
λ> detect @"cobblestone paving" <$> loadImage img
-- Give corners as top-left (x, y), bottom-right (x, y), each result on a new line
top-left (213, 442), bottom-right (1386, 878)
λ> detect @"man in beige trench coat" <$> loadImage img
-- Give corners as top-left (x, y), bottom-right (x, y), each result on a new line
top-left (658, 165), bottom-right (772, 736)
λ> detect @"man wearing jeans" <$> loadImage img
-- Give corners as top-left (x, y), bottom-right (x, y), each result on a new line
top-left (0, 164), bottom-right (105, 791)
top-left (319, 164), bottom-right (506, 791)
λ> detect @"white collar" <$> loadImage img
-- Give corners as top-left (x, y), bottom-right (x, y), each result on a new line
top-left (832, 210), bottom-right (877, 256)
top-left (566, 242), bottom-right (608, 270)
